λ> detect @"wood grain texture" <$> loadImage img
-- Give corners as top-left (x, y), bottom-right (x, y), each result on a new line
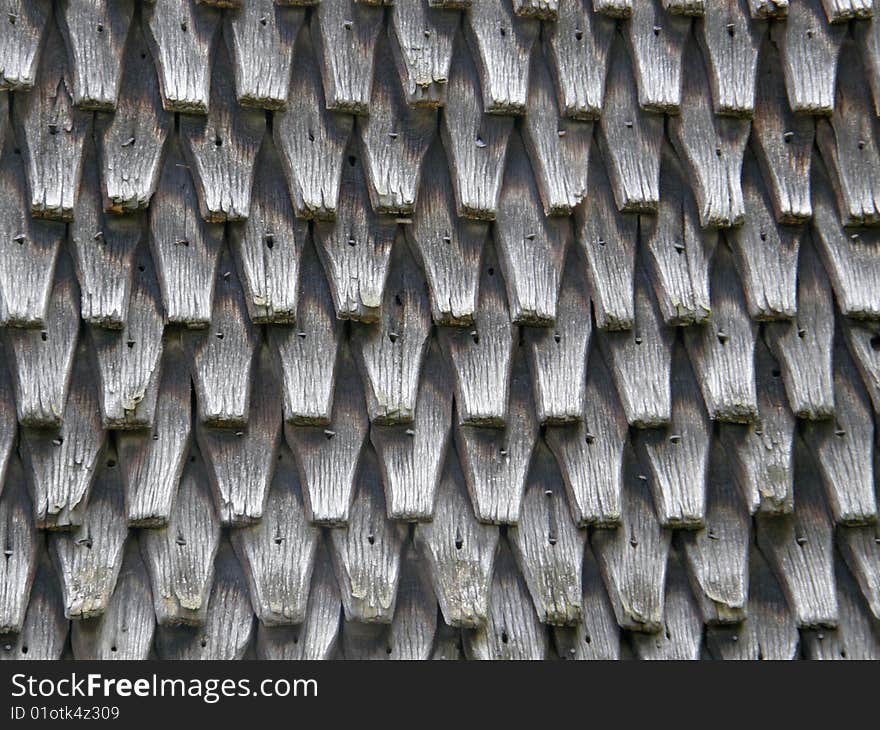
top-left (820, 0), bottom-right (872, 22)
top-left (839, 524), bottom-right (880, 621)
top-left (599, 268), bottom-right (673, 428)
top-left (575, 146), bottom-right (637, 331)
top-left (285, 346), bottom-right (369, 525)
top-left (0, 459), bottom-right (37, 634)
top-left (720, 341), bottom-right (795, 515)
top-left (268, 239), bottom-right (342, 425)
top-left (508, 444), bottom-right (586, 626)
top-left (455, 355), bottom-right (537, 525)
top-left (329, 448), bottom-right (407, 623)
top-left (464, 0), bottom-right (538, 115)
top-left (0, 359), bottom-right (15, 499)
top-left (592, 446), bottom-right (672, 632)
top-left (414, 452), bottom-right (500, 627)
top-left (58, 0), bottom-right (133, 111)
top-left (625, 0), bottom-right (690, 113)
top-left (593, 0), bottom-right (632, 17)
top-left (0, 0), bottom-right (49, 90)
top-left (140, 452), bottom-right (221, 626)
top-left (20, 347), bottom-right (105, 531)
top-left (313, 0), bottom-right (382, 114)
top-left (225, 0), bottom-right (303, 110)
top-left (313, 153), bottom-right (396, 323)
top-left (842, 318), bottom-right (880, 415)
top-left (642, 147), bottom-right (714, 326)
top-left (390, 0), bottom-right (457, 107)
top-left (197, 346), bottom-right (281, 525)
top-left (118, 334), bottom-right (191, 527)
top-left (97, 22), bottom-right (170, 213)
top-left (858, 7), bottom-right (880, 116)
top-left (273, 29), bottom-right (353, 220)
top-left (684, 243), bottom-right (758, 423)
top-left (748, 0), bottom-right (787, 16)
top-left (545, 0), bottom-right (613, 120)
top-left (371, 341), bottom-right (453, 520)
top-left (148, 140), bottom-right (223, 327)
top-left (598, 43), bottom-right (662, 213)
top-left (513, 0), bottom-right (558, 17)
top-left (406, 141), bottom-right (487, 326)
top-left (727, 154), bottom-right (800, 320)
top-left (231, 446), bottom-right (319, 625)
top-left (143, 0), bottom-right (220, 114)
top-left (545, 347), bottom-right (626, 527)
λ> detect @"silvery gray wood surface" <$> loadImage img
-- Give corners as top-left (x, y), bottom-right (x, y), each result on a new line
top-left (635, 347), bottom-right (710, 527)
top-left (273, 30), bottom-right (353, 220)
top-left (665, 0), bottom-right (705, 11)
top-left (842, 318), bottom-right (880, 415)
top-left (858, 8), bottom-right (880, 116)
top-left (90, 264), bottom-right (164, 429)
top-left (592, 447), bottom-right (672, 632)
top-left (0, 0), bottom-right (49, 90)
top-left (0, 358), bottom-right (13, 497)
top-left (20, 347), bottom-right (105, 530)
top-left (521, 51), bottom-right (591, 216)
top-left (802, 344), bottom-right (876, 525)
top-left (268, 240), bottom-right (342, 425)
top-left (508, 445), bottom-right (586, 626)
top-left (0, 137), bottom-right (62, 327)
top-left (439, 246), bottom-right (514, 426)
top-left (765, 240), bottom-right (834, 419)
top-left (751, 41), bottom-right (814, 224)
top-left (351, 240), bottom-right (432, 424)
top-left (406, 142), bottom-right (487, 326)
top-left (575, 147), bottom-right (637, 331)
top-left (313, 0), bottom-right (382, 114)
top-left (49, 454), bottom-right (127, 619)
top-left (748, 0), bottom-right (788, 17)
top-left (455, 356), bottom-right (537, 524)
top-left (625, 0), bottom-right (690, 113)
top-left (815, 43), bottom-right (880, 226)
top-left (495, 134), bottom-right (569, 325)
top-left (545, 347), bottom-right (626, 527)
top-left (142, 0), bottom-right (220, 114)
top-left (756, 438), bottom-right (839, 628)
top-left (599, 268), bottom-right (673, 428)
top-left (230, 139), bottom-right (308, 324)
top-left (684, 244), bottom-right (758, 423)
top-left (358, 40), bottom-right (435, 216)
top-left (598, 44), bottom-right (662, 214)
top-left (313, 154), bottom-right (396, 323)
top-left (680, 447), bottom-right (750, 624)
top-left (190, 262), bottom-right (257, 426)
top-left (329, 449), bottom-right (407, 623)
top-left (593, 0), bottom-right (632, 16)
top-left (524, 253), bottom-right (592, 424)
top-left (140, 453), bottom-right (221, 626)
top-left (155, 542), bottom-right (253, 659)
top-left (118, 335), bottom-right (191, 527)
top-left (441, 41), bottom-right (512, 220)
top-left (463, 541), bottom-right (548, 660)
top-left (197, 347), bottom-right (281, 525)
top-left (820, 0), bottom-right (872, 22)
top-left (256, 545), bottom-right (342, 660)
top-left (669, 45), bottom-right (750, 227)
top-left (630, 555), bottom-right (702, 660)
top-left (370, 342), bottom-right (453, 521)
top-left (698, 0), bottom-right (765, 117)
top-left (727, 154), bottom-right (800, 320)
top-left (71, 142), bottom-right (142, 329)
top-left (0, 460), bottom-right (37, 634)
top-left (464, 0), bottom-right (538, 115)
top-left (839, 524), bottom-right (880, 620)
top-left (720, 341), bottom-right (795, 515)
top-left (389, 0), bottom-right (457, 108)
top-left (429, 0), bottom-right (472, 6)
top-left (513, 0), bottom-right (558, 18)
top-left (225, 0), bottom-right (303, 110)
top-left (231, 446), bottom-right (318, 625)
top-left (414, 453), bottom-right (500, 628)
top-left (70, 541), bottom-right (154, 659)
top-left (285, 347), bottom-right (369, 525)
top-left (812, 163), bottom-right (880, 321)
top-left (545, 0), bottom-right (613, 120)
top-left (97, 22), bottom-right (170, 214)
top-left (5, 270), bottom-right (78, 426)
top-left (58, 0), bottom-right (133, 111)
top-left (432, 620), bottom-right (464, 660)
top-left (642, 147), bottom-right (714, 326)
top-left (148, 141), bottom-right (224, 327)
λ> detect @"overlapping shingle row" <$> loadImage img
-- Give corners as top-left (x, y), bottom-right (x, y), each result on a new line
top-left (1, 0), bottom-right (880, 660)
